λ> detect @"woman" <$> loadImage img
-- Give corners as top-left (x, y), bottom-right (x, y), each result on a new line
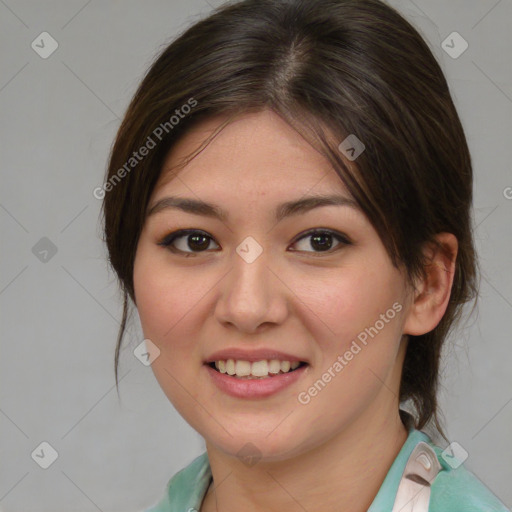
top-left (100, 0), bottom-right (510, 510)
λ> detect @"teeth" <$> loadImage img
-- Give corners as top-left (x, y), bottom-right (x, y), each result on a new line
top-left (235, 360), bottom-right (251, 377)
top-left (250, 360), bottom-right (268, 377)
top-left (226, 359), bottom-right (235, 376)
top-left (268, 360), bottom-right (281, 374)
top-left (213, 359), bottom-right (302, 378)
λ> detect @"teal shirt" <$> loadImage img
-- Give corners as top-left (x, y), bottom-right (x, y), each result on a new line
top-left (145, 427), bottom-right (510, 511)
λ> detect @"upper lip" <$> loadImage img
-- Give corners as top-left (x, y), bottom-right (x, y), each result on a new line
top-left (204, 348), bottom-right (308, 364)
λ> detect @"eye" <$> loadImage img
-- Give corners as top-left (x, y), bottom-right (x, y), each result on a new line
top-left (289, 229), bottom-right (351, 254)
top-left (157, 228), bottom-right (351, 256)
top-left (158, 229), bottom-right (219, 256)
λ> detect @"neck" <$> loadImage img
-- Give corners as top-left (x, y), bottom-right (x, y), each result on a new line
top-left (201, 405), bottom-right (409, 512)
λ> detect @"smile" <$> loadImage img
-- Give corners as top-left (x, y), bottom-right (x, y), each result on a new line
top-left (205, 360), bottom-right (309, 399)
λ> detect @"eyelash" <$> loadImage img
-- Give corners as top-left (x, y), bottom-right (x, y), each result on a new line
top-left (157, 228), bottom-right (352, 257)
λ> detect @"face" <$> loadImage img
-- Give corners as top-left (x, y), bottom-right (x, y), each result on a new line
top-left (133, 109), bottom-right (413, 461)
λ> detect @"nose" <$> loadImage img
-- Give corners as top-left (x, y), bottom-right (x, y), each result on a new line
top-left (214, 247), bottom-right (289, 334)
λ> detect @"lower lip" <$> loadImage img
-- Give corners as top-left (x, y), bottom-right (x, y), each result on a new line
top-left (205, 364), bottom-right (308, 399)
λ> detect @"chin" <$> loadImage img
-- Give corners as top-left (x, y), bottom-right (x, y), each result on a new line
top-left (205, 426), bottom-right (310, 464)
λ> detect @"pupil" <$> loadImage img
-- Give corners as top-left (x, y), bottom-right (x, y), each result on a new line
top-left (189, 234), bottom-right (209, 251)
top-left (311, 233), bottom-right (332, 251)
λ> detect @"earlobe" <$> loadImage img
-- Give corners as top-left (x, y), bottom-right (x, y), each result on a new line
top-left (402, 233), bottom-right (458, 336)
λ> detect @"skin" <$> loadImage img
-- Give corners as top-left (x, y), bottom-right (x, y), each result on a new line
top-left (133, 109), bottom-right (457, 512)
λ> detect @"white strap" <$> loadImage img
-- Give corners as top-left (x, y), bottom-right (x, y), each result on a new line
top-left (391, 441), bottom-right (442, 512)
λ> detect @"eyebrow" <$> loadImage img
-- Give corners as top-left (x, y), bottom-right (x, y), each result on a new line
top-left (147, 194), bottom-right (360, 223)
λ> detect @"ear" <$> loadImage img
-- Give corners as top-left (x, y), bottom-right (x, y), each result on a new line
top-left (402, 233), bottom-right (458, 336)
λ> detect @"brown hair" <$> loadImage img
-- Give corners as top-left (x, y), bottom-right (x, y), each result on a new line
top-left (101, 0), bottom-right (478, 438)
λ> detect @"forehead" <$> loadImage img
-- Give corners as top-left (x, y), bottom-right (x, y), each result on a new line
top-left (153, 109), bottom-right (352, 199)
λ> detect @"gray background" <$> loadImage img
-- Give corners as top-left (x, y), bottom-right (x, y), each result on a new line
top-left (1, 0), bottom-right (511, 511)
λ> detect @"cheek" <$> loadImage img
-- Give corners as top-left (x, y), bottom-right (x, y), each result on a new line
top-left (133, 247), bottom-right (203, 404)
top-left (133, 245), bottom-right (200, 342)
top-left (294, 279), bottom-right (405, 438)
top-left (133, 256), bottom-right (170, 339)
top-left (292, 262), bottom-right (403, 346)
top-left (133, 244), bottom-right (220, 384)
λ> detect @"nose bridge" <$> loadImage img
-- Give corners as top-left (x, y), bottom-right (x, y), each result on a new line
top-left (216, 236), bottom-right (285, 331)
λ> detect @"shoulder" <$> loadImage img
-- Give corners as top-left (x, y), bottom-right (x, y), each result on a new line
top-left (144, 451), bottom-right (211, 512)
top-left (427, 441), bottom-right (510, 512)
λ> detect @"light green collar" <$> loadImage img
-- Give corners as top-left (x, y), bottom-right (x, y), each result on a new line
top-left (157, 424), bottom-right (429, 512)
top-left (368, 428), bottom-right (431, 511)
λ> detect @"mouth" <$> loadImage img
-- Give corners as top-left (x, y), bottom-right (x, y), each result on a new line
top-left (206, 360), bottom-right (309, 379)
